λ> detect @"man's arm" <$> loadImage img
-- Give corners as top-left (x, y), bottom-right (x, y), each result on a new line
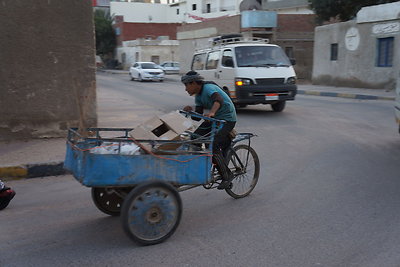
top-left (205, 92), bottom-right (224, 117)
top-left (182, 105), bottom-right (204, 121)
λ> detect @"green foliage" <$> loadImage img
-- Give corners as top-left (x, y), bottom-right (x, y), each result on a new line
top-left (308, 0), bottom-right (399, 24)
top-left (94, 9), bottom-right (116, 56)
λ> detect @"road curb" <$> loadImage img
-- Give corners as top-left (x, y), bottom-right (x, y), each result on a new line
top-left (297, 90), bottom-right (395, 101)
top-left (97, 69), bottom-right (129, 75)
top-left (0, 162), bottom-right (66, 181)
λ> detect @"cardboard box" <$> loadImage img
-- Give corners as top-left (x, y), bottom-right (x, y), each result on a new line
top-left (159, 112), bottom-right (194, 134)
top-left (129, 111), bottom-right (194, 152)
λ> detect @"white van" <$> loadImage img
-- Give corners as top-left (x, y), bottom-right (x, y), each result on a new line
top-left (191, 35), bottom-right (297, 112)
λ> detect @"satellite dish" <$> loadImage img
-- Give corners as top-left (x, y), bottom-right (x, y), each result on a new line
top-left (239, 0), bottom-right (262, 12)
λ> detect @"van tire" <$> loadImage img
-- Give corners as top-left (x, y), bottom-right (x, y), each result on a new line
top-left (271, 101), bottom-right (286, 112)
top-left (235, 104), bottom-right (247, 109)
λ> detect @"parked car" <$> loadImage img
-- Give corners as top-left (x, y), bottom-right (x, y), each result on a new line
top-left (160, 61), bottom-right (180, 74)
top-left (129, 62), bottom-right (165, 82)
top-left (95, 55), bottom-right (104, 68)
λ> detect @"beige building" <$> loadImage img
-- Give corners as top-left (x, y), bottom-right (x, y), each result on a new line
top-left (116, 38), bottom-right (180, 69)
top-left (312, 2), bottom-right (400, 89)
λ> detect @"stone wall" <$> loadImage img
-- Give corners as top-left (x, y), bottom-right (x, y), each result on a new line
top-left (0, 0), bottom-right (97, 140)
top-left (312, 19), bottom-right (400, 89)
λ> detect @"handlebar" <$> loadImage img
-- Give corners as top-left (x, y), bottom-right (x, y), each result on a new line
top-left (179, 110), bottom-right (226, 124)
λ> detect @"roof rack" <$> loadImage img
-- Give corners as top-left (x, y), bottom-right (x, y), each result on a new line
top-left (211, 36), bottom-right (270, 47)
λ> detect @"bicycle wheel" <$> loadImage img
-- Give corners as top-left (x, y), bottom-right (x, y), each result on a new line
top-left (121, 181), bottom-right (182, 246)
top-left (225, 144), bottom-right (260, 199)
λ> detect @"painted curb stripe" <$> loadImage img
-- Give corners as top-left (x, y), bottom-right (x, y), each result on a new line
top-left (297, 90), bottom-right (395, 101)
top-left (0, 166), bottom-right (28, 178)
top-left (0, 162), bottom-right (66, 180)
top-left (27, 162), bottom-right (66, 178)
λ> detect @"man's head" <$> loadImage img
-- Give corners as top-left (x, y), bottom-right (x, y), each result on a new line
top-left (181, 71), bottom-right (204, 96)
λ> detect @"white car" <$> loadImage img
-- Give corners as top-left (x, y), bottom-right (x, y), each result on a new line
top-left (160, 61), bottom-right (180, 74)
top-left (129, 62), bottom-right (165, 82)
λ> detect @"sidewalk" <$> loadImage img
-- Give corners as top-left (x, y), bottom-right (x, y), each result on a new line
top-left (0, 73), bottom-right (396, 180)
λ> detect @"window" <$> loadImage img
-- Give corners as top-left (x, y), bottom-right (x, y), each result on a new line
top-left (285, 47), bottom-right (294, 59)
top-left (176, 8), bottom-right (179, 15)
top-left (191, 53), bottom-right (207, 70)
top-left (221, 50), bottom-right (234, 67)
top-left (377, 37), bottom-right (394, 67)
top-left (206, 51), bottom-right (220, 69)
top-left (192, 4), bottom-right (196, 10)
top-left (206, 4), bottom-right (211, 13)
top-left (121, 53), bottom-right (126, 64)
top-left (330, 43), bottom-right (338, 61)
top-left (151, 56), bottom-right (160, 64)
top-left (235, 46), bottom-right (290, 67)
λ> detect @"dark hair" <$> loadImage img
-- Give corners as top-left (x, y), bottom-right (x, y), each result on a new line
top-left (181, 71), bottom-right (204, 84)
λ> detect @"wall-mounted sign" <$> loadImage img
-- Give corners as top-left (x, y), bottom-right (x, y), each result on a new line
top-left (241, 10), bottom-right (277, 28)
top-left (345, 27), bottom-right (360, 51)
top-left (372, 22), bottom-right (400, 34)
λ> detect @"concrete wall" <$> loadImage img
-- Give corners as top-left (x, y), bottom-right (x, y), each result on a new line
top-left (275, 14), bottom-right (315, 79)
top-left (116, 39), bottom-right (180, 69)
top-left (312, 19), bottom-right (400, 89)
top-left (114, 19), bottom-right (181, 45)
top-left (0, 0), bottom-right (97, 141)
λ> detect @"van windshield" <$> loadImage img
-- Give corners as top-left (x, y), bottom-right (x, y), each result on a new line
top-left (235, 46), bottom-right (291, 67)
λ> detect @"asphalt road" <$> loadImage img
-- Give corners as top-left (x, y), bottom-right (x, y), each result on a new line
top-left (1, 73), bottom-right (400, 267)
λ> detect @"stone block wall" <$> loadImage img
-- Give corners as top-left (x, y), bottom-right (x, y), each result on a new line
top-left (0, 0), bottom-right (97, 140)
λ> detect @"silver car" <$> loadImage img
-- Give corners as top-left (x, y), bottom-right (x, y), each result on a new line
top-left (160, 61), bottom-right (180, 74)
top-left (130, 62), bottom-right (165, 82)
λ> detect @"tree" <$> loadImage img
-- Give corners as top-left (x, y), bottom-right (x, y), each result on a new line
top-left (94, 9), bottom-right (116, 57)
top-left (308, 0), bottom-right (399, 24)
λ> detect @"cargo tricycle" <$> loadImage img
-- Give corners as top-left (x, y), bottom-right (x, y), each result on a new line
top-left (64, 111), bottom-right (259, 245)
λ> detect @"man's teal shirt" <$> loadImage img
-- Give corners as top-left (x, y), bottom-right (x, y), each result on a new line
top-left (195, 83), bottom-right (237, 122)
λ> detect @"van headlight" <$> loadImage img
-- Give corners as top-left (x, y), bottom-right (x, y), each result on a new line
top-left (235, 78), bottom-right (252, 86)
top-left (287, 77), bottom-right (296, 84)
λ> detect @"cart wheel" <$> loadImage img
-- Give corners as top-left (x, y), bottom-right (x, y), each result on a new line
top-left (121, 181), bottom-right (182, 246)
top-left (225, 145), bottom-right (260, 199)
top-left (92, 187), bottom-right (132, 216)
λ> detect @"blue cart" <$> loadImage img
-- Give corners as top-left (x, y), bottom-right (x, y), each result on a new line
top-left (64, 111), bottom-right (260, 245)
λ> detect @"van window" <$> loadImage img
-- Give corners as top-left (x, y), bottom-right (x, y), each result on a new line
top-left (235, 46), bottom-right (291, 67)
top-left (206, 51), bottom-right (220, 70)
top-left (192, 53), bottom-right (207, 70)
top-left (222, 49), bottom-right (234, 67)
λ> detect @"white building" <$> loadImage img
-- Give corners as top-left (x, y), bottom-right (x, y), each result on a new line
top-left (110, 0), bottom-right (243, 24)
top-left (312, 2), bottom-right (400, 89)
top-left (262, 0), bottom-right (312, 14)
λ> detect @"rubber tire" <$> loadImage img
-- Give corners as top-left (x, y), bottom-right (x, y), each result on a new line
top-left (225, 145), bottom-right (260, 199)
top-left (0, 198), bottom-right (11, 210)
top-left (121, 181), bottom-right (182, 246)
top-left (0, 189), bottom-right (15, 210)
top-left (235, 104), bottom-right (247, 109)
top-left (91, 187), bottom-right (132, 216)
top-left (271, 101), bottom-right (286, 112)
